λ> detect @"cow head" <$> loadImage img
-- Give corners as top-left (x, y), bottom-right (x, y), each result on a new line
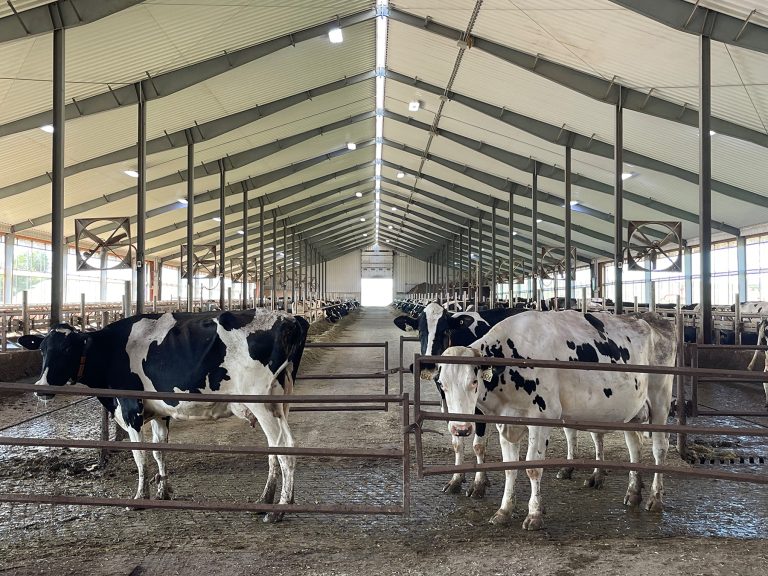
top-left (395, 303), bottom-right (466, 380)
top-left (437, 346), bottom-right (483, 437)
top-left (18, 324), bottom-right (88, 399)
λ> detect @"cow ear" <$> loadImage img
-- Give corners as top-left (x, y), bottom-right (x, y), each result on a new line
top-left (394, 316), bottom-right (418, 332)
top-left (18, 334), bottom-right (44, 350)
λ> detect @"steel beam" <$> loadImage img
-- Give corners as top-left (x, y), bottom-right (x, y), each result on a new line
top-left (700, 34), bottom-right (713, 343)
top-left (219, 161), bottom-right (226, 309)
top-left (136, 82), bottom-right (147, 315)
top-left (186, 140), bottom-right (194, 312)
top-left (50, 23), bottom-right (64, 326)
top-left (564, 146), bottom-right (572, 309)
top-left (615, 88), bottom-right (624, 315)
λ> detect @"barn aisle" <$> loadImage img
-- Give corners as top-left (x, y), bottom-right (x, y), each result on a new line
top-left (1, 306), bottom-right (768, 575)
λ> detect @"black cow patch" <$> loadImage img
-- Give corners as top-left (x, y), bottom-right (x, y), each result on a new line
top-left (603, 388), bottom-right (613, 398)
top-left (509, 369), bottom-right (537, 395)
top-left (573, 342), bottom-right (599, 363)
top-left (218, 310), bottom-right (255, 331)
top-left (584, 313), bottom-right (606, 338)
top-left (594, 338), bottom-right (630, 363)
top-left (532, 395), bottom-right (546, 412)
top-left (634, 378), bottom-right (639, 390)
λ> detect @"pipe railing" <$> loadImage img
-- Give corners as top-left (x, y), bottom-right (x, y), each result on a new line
top-left (0, 379), bottom-right (411, 518)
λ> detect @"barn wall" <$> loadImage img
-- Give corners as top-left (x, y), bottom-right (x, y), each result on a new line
top-left (326, 250), bottom-right (362, 298)
top-left (394, 252), bottom-right (426, 294)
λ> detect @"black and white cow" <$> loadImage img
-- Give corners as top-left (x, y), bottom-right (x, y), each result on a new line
top-left (437, 310), bottom-right (676, 530)
top-left (19, 309), bottom-right (309, 522)
top-left (394, 302), bottom-right (524, 498)
top-left (746, 317), bottom-right (768, 407)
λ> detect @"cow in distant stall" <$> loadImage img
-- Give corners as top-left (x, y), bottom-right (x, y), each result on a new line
top-left (437, 310), bottom-right (676, 530)
top-left (394, 303), bottom-right (526, 497)
top-left (19, 309), bottom-right (309, 522)
top-left (746, 317), bottom-right (768, 407)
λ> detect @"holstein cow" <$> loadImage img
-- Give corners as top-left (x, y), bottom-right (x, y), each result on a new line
top-left (394, 302), bottom-right (523, 498)
top-left (437, 310), bottom-right (676, 530)
top-left (19, 309), bottom-right (309, 522)
top-left (747, 317), bottom-right (768, 407)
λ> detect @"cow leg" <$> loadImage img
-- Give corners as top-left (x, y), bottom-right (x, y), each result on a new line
top-left (114, 410), bottom-right (148, 504)
top-left (522, 426), bottom-right (550, 531)
top-left (248, 404), bottom-right (296, 523)
top-left (646, 430), bottom-right (670, 512)
top-left (764, 381), bottom-right (768, 408)
top-left (149, 418), bottom-right (173, 500)
top-left (584, 432), bottom-right (606, 489)
top-left (489, 424), bottom-right (524, 525)
top-left (442, 434), bottom-right (465, 494)
top-left (466, 423), bottom-right (490, 499)
top-left (623, 430), bottom-right (644, 507)
top-left (556, 427), bottom-right (577, 480)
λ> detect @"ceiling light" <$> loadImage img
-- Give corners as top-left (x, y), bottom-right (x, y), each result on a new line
top-left (391, 207), bottom-right (397, 211)
top-left (212, 217), bottom-right (221, 222)
top-left (396, 171), bottom-right (405, 178)
top-left (388, 225), bottom-right (393, 229)
top-left (360, 217), bottom-right (366, 222)
top-left (408, 100), bottom-right (420, 112)
top-left (328, 27), bottom-right (343, 43)
top-left (268, 247), bottom-right (274, 251)
top-left (512, 231), bottom-right (518, 236)
top-left (536, 218), bottom-right (542, 223)
top-left (570, 200), bottom-right (579, 206)
top-left (124, 170), bottom-right (139, 178)
top-left (621, 172), bottom-right (634, 180)
top-left (363, 233), bottom-right (368, 237)
top-left (355, 191), bottom-right (363, 197)
top-left (237, 230), bottom-right (244, 235)
top-left (710, 130), bottom-right (716, 136)
top-left (178, 198), bottom-right (188, 205)
top-left (40, 125), bottom-right (54, 133)
top-left (347, 142), bottom-right (357, 150)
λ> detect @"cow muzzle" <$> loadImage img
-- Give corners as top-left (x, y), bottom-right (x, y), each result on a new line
top-left (450, 423), bottom-right (474, 437)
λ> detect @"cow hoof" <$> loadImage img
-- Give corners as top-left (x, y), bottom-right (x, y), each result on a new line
top-left (556, 467), bottom-right (574, 480)
top-left (624, 492), bottom-right (642, 507)
top-left (522, 513), bottom-right (544, 531)
top-left (442, 477), bottom-right (464, 494)
top-left (263, 512), bottom-right (284, 523)
top-left (466, 479), bottom-right (489, 500)
top-left (584, 473), bottom-right (605, 489)
top-left (489, 510), bottom-right (512, 525)
top-left (645, 495), bottom-right (664, 513)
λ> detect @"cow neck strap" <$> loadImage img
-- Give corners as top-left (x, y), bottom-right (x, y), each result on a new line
top-left (76, 354), bottom-right (87, 381)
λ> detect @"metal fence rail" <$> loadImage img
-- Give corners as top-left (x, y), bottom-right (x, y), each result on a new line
top-left (0, 380), bottom-right (411, 517)
top-left (412, 353), bottom-right (768, 488)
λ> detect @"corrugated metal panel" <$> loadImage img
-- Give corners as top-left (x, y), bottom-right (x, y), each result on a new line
top-left (691, 1), bottom-right (768, 27)
top-left (387, 20), bottom-right (463, 89)
top-left (0, 1), bottom-right (52, 19)
top-left (394, 252), bottom-right (426, 293)
top-left (326, 250), bottom-right (361, 296)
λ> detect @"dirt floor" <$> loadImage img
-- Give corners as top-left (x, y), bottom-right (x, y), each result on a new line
top-left (1, 306), bottom-right (767, 575)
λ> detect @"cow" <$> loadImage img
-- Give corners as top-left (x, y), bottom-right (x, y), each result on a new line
top-left (394, 302), bottom-right (525, 498)
top-left (18, 309), bottom-right (309, 522)
top-left (746, 318), bottom-right (768, 407)
top-left (436, 310), bottom-right (676, 530)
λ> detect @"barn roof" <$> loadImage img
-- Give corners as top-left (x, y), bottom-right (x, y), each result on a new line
top-left (0, 0), bottom-right (766, 273)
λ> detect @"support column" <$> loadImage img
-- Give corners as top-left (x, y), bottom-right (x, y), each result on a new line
top-left (186, 139), bottom-right (194, 312)
top-left (459, 231), bottom-right (464, 297)
top-left (491, 198), bottom-right (497, 307)
top-left (50, 24), bottom-right (65, 325)
top-left (477, 216), bottom-right (483, 304)
top-left (737, 236), bottom-right (747, 302)
top-left (291, 230), bottom-right (296, 309)
top-left (242, 182), bottom-right (248, 308)
top-left (614, 86), bottom-right (624, 316)
top-left (466, 222), bottom-right (472, 301)
top-left (700, 34), bottom-right (713, 343)
top-left (219, 161), bottom-right (226, 310)
top-left (531, 162), bottom-right (539, 304)
top-left (508, 187), bottom-right (514, 303)
top-left (258, 200), bottom-right (264, 307)
top-left (271, 215), bottom-right (277, 309)
top-left (564, 146), bottom-right (572, 309)
top-left (3, 234), bottom-right (13, 305)
top-left (136, 82), bottom-right (147, 314)
top-left (282, 224), bottom-right (287, 307)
